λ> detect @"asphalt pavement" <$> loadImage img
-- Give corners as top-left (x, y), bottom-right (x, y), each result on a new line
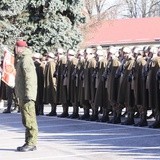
top-left (0, 104), bottom-right (160, 160)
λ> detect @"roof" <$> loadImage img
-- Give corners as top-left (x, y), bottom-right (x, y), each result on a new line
top-left (85, 17), bottom-right (160, 46)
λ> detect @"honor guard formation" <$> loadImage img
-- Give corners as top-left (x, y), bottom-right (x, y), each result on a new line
top-left (1, 45), bottom-right (160, 129)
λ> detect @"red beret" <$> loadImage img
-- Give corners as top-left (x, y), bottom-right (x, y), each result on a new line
top-left (16, 40), bottom-right (28, 47)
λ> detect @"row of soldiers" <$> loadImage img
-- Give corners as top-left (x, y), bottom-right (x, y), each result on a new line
top-left (33, 45), bottom-right (160, 128)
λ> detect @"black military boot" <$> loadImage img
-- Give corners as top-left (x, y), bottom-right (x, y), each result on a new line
top-left (121, 113), bottom-right (135, 125)
top-left (58, 104), bottom-right (69, 118)
top-left (89, 115), bottom-right (99, 121)
top-left (134, 111), bottom-right (140, 118)
top-left (108, 104), bottom-right (122, 124)
top-left (98, 108), bottom-right (109, 122)
top-left (46, 104), bottom-right (57, 116)
top-left (17, 144), bottom-right (37, 152)
top-left (114, 112), bottom-right (121, 124)
top-left (149, 121), bottom-right (160, 128)
top-left (79, 107), bottom-right (90, 120)
top-left (149, 115), bottom-right (160, 128)
top-left (108, 111), bottom-right (121, 124)
top-left (88, 112), bottom-right (99, 121)
top-left (108, 111), bottom-right (117, 123)
top-left (68, 105), bottom-right (79, 119)
top-left (134, 114), bottom-right (148, 127)
top-left (87, 107), bottom-right (99, 121)
top-left (46, 110), bottom-right (57, 116)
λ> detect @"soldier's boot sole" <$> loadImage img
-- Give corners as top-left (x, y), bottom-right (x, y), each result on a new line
top-left (134, 120), bottom-right (148, 127)
top-left (68, 113), bottom-right (79, 119)
top-left (121, 118), bottom-right (135, 125)
top-left (97, 116), bottom-right (109, 122)
top-left (79, 114), bottom-right (90, 120)
top-left (108, 117), bottom-right (121, 124)
top-left (58, 112), bottom-right (69, 118)
top-left (149, 121), bottom-right (160, 128)
top-left (88, 115), bottom-right (99, 121)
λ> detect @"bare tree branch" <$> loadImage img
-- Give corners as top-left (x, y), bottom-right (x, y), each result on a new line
top-left (121, 0), bottom-right (160, 18)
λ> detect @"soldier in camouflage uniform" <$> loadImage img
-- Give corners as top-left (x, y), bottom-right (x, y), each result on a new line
top-left (15, 40), bottom-right (38, 152)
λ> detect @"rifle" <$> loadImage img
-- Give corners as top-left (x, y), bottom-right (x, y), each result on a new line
top-left (142, 57), bottom-right (151, 80)
top-left (128, 60), bottom-right (136, 82)
top-left (115, 59), bottom-right (126, 78)
top-left (101, 59), bottom-right (112, 81)
top-left (92, 61), bottom-right (98, 82)
top-left (62, 63), bottom-right (68, 79)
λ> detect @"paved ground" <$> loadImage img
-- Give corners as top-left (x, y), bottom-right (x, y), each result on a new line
top-left (0, 104), bottom-right (160, 160)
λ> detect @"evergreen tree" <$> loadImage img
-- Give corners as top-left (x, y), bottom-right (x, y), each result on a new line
top-left (0, 0), bottom-right (85, 53)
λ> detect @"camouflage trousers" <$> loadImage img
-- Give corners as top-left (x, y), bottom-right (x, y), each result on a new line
top-left (19, 100), bottom-right (38, 146)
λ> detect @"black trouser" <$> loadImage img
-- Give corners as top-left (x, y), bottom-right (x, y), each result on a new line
top-left (6, 86), bottom-right (14, 111)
